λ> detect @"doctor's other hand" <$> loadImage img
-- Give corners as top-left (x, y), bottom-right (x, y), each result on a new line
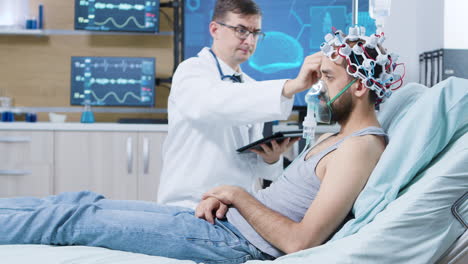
top-left (195, 196), bottom-right (228, 224)
top-left (250, 137), bottom-right (300, 164)
top-left (282, 52), bottom-right (323, 98)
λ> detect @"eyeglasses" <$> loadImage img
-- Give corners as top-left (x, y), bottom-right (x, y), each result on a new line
top-left (216, 21), bottom-right (266, 41)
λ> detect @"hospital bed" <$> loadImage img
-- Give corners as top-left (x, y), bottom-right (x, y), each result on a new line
top-left (0, 77), bottom-right (466, 263)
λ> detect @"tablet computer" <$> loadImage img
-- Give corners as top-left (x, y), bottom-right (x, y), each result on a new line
top-left (236, 130), bottom-right (302, 153)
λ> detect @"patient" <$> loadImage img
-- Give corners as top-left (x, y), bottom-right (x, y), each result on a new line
top-left (0, 29), bottom-right (402, 264)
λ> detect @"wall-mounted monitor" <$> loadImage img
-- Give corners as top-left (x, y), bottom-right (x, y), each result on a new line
top-left (75, 0), bottom-right (160, 32)
top-left (70, 56), bottom-right (156, 107)
top-left (183, 0), bottom-right (376, 108)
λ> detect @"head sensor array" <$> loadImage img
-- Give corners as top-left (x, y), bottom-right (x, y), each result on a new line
top-left (320, 26), bottom-right (405, 104)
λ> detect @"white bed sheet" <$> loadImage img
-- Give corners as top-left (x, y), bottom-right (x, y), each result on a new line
top-left (0, 245), bottom-right (195, 264)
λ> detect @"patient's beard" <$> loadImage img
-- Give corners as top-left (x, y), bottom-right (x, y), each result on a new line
top-left (331, 89), bottom-right (354, 124)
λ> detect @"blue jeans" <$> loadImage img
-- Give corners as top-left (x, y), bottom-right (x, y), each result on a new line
top-left (0, 191), bottom-right (272, 264)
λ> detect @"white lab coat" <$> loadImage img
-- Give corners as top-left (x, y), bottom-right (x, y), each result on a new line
top-left (157, 47), bottom-right (294, 209)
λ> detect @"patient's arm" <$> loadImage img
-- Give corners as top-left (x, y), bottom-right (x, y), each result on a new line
top-left (203, 135), bottom-right (385, 254)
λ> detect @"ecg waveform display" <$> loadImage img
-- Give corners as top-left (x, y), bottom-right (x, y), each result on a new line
top-left (71, 57), bottom-right (156, 107)
top-left (75, 0), bottom-right (160, 32)
top-left (184, 0), bottom-right (376, 107)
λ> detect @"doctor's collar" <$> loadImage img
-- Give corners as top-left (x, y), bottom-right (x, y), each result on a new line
top-left (208, 49), bottom-right (243, 83)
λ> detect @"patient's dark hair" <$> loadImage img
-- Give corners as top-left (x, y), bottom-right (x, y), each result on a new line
top-left (212, 0), bottom-right (262, 22)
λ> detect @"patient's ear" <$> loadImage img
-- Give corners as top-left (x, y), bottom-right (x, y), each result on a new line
top-left (353, 80), bottom-right (368, 98)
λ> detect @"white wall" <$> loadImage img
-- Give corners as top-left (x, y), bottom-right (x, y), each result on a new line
top-left (444, 0), bottom-right (468, 49)
top-left (383, 0), bottom-right (444, 84)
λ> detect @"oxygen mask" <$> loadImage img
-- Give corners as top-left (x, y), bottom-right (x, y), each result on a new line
top-left (305, 80), bottom-right (333, 125)
top-left (302, 80), bottom-right (333, 146)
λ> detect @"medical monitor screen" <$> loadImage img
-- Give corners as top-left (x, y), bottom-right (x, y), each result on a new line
top-left (70, 56), bottom-right (156, 107)
top-left (183, 0), bottom-right (376, 107)
top-left (75, 0), bottom-right (160, 32)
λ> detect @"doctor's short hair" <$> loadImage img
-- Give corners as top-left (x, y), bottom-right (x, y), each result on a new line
top-left (212, 0), bottom-right (262, 22)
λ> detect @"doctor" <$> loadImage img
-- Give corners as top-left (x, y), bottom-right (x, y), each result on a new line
top-left (158, 0), bottom-right (321, 209)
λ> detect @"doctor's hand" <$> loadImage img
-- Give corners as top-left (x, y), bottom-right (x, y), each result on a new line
top-left (195, 196), bottom-right (228, 224)
top-left (250, 137), bottom-right (300, 164)
top-left (282, 52), bottom-right (323, 98)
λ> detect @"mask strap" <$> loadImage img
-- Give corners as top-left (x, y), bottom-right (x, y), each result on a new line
top-left (326, 78), bottom-right (358, 107)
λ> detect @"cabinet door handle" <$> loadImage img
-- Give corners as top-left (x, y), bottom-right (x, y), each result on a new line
top-left (127, 137), bottom-right (133, 174)
top-left (0, 170), bottom-right (32, 176)
top-left (143, 137), bottom-right (150, 174)
top-left (0, 137), bottom-right (31, 143)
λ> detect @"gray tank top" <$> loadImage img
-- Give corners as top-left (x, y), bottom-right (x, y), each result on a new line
top-left (226, 126), bottom-right (388, 258)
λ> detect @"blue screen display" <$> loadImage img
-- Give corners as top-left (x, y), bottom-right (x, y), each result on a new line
top-left (183, 0), bottom-right (376, 107)
top-left (75, 0), bottom-right (160, 32)
top-left (70, 56), bottom-right (156, 107)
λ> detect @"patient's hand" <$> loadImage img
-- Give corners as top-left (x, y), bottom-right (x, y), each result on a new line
top-left (195, 197), bottom-right (228, 224)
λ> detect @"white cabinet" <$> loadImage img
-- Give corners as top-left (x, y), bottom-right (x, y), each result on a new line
top-left (0, 131), bottom-right (54, 197)
top-left (54, 131), bottom-right (166, 201)
top-left (137, 132), bottom-right (167, 201)
top-left (54, 132), bottom-right (138, 200)
top-left (0, 123), bottom-right (167, 199)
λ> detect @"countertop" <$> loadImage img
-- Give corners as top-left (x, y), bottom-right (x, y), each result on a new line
top-left (0, 122), bottom-right (169, 132)
top-left (0, 122), bottom-right (340, 134)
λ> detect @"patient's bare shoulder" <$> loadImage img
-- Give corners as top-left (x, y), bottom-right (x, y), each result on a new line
top-left (334, 134), bottom-right (386, 168)
top-left (351, 133), bottom-right (386, 154)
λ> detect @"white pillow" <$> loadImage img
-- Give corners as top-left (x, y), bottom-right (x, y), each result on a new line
top-left (377, 82), bottom-right (428, 137)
